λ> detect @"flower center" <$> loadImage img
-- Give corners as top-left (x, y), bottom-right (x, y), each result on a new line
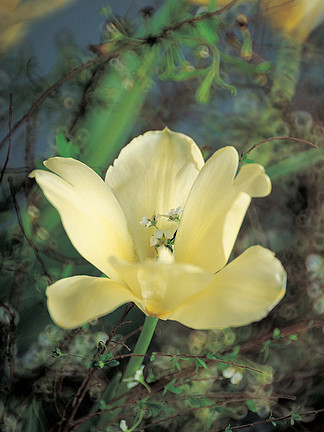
top-left (139, 206), bottom-right (183, 254)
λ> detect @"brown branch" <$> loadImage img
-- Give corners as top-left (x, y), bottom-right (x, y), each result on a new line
top-left (239, 317), bottom-right (324, 355)
top-left (0, 50), bottom-right (124, 151)
top-left (104, 303), bottom-right (134, 350)
top-left (0, 92), bottom-right (13, 184)
top-left (245, 135), bottom-right (317, 155)
top-left (112, 352), bottom-right (263, 373)
top-left (141, 405), bottom-right (324, 431)
top-left (213, 407), bottom-right (324, 432)
top-left (8, 177), bottom-right (53, 284)
top-left (157, 0), bottom-right (239, 36)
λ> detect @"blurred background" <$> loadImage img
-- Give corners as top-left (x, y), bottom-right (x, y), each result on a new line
top-left (1, 1), bottom-right (324, 431)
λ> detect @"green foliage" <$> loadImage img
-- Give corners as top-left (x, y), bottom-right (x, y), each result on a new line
top-left (163, 379), bottom-right (185, 395)
top-left (1, 1), bottom-right (324, 431)
top-left (194, 357), bottom-right (208, 371)
top-left (56, 133), bottom-right (79, 158)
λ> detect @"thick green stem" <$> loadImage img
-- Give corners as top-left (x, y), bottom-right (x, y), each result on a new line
top-left (93, 316), bottom-right (158, 430)
top-left (116, 315), bottom-right (158, 397)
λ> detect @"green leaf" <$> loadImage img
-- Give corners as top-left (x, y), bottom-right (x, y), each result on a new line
top-left (171, 356), bottom-right (181, 371)
top-left (273, 328), bottom-right (281, 340)
top-left (150, 352), bottom-right (157, 362)
top-left (195, 357), bottom-right (208, 371)
top-left (225, 425), bottom-right (232, 432)
top-left (240, 154), bottom-right (255, 165)
top-left (163, 379), bottom-right (185, 395)
top-left (207, 352), bottom-right (216, 360)
top-left (107, 359), bottom-right (120, 367)
top-left (290, 412), bottom-right (302, 425)
top-left (246, 400), bottom-right (258, 413)
top-left (261, 340), bottom-right (271, 361)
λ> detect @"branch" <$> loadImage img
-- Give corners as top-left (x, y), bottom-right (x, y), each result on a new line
top-left (0, 92), bottom-right (13, 184)
top-left (8, 177), bottom-right (53, 284)
top-left (244, 135), bottom-right (317, 156)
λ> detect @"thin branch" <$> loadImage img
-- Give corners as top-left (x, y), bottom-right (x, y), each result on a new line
top-left (213, 408), bottom-right (324, 432)
top-left (0, 50), bottom-right (123, 151)
top-left (104, 303), bottom-right (134, 350)
top-left (239, 317), bottom-right (324, 355)
top-left (157, 0), bottom-right (239, 36)
top-left (0, 92), bottom-right (13, 184)
top-left (112, 352), bottom-right (263, 373)
top-left (141, 406), bottom-right (324, 431)
top-left (8, 177), bottom-right (53, 284)
top-left (244, 135), bottom-right (317, 156)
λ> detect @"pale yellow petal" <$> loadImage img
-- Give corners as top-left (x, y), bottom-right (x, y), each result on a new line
top-left (105, 129), bottom-right (204, 261)
top-left (174, 147), bottom-right (271, 273)
top-left (109, 256), bottom-right (212, 318)
top-left (46, 276), bottom-right (136, 329)
top-left (30, 158), bottom-right (136, 280)
top-left (167, 246), bottom-right (286, 329)
top-left (262, 0), bottom-right (324, 41)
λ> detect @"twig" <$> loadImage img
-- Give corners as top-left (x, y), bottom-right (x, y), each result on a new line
top-left (141, 406), bottom-right (324, 431)
top-left (104, 303), bottom-right (134, 350)
top-left (0, 50), bottom-right (123, 151)
top-left (157, 0), bottom-right (239, 36)
top-left (213, 407), bottom-right (324, 432)
top-left (244, 135), bottom-right (317, 155)
top-left (8, 177), bottom-right (53, 284)
top-left (112, 352), bottom-right (263, 373)
top-left (239, 317), bottom-right (324, 355)
top-left (0, 92), bottom-right (13, 184)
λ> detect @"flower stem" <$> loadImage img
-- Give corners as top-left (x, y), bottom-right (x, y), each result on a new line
top-left (116, 315), bottom-right (158, 397)
top-left (92, 315), bottom-right (158, 430)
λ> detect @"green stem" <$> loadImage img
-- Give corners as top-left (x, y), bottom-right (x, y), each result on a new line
top-left (93, 316), bottom-right (158, 430)
top-left (116, 315), bottom-right (158, 397)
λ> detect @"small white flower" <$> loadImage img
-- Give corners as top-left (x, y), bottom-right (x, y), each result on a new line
top-left (230, 371), bottom-right (243, 385)
top-left (120, 419), bottom-right (128, 431)
top-left (222, 366), bottom-right (243, 384)
top-left (223, 366), bottom-right (236, 379)
top-left (139, 216), bottom-right (152, 228)
top-left (123, 365), bottom-right (145, 389)
top-left (168, 206), bottom-right (183, 221)
top-left (150, 229), bottom-right (173, 247)
top-left (134, 365), bottom-right (145, 381)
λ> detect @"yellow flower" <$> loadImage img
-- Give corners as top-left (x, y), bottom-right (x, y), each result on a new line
top-left (30, 129), bottom-right (286, 330)
top-left (262, 0), bottom-right (324, 41)
top-left (188, 0), bottom-right (324, 41)
top-left (0, 0), bottom-right (74, 53)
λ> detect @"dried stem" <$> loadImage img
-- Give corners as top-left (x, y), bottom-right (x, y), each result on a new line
top-left (8, 177), bottom-right (53, 284)
top-left (0, 92), bottom-right (13, 184)
top-left (244, 135), bottom-right (317, 156)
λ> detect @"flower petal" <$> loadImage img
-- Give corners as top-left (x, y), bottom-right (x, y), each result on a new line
top-left (167, 246), bottom-right (286, 329)
top-left (109, 255), bottom-right (212, 318)
top-left (46, 275), bottom-right (137, 329)
top-left (105, 129), bottom-right (204, 261)
top-left (262, 0), bottom-right (324, 41)
top-left (174, 147), bottom-right (271, 273)
top-left (30, 158), bottom-right (136, 280)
